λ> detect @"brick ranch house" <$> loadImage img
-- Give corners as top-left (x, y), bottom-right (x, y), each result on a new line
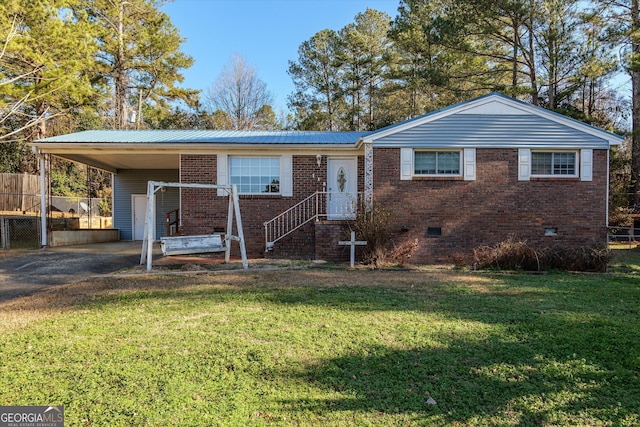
top-left (32, 93), bottom-right (623, 263)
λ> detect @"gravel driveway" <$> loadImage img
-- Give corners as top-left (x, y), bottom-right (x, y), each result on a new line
top-left (0, 242), bottom-right (147, 301)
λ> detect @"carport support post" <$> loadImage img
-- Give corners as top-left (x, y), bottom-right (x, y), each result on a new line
top-left (39, 154), bottom-right (47, 248)
top-left (145, 181), bottom-right (156, 272)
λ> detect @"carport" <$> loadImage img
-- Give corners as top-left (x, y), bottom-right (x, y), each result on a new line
top-left (31, 130), bottom-right (185, 247)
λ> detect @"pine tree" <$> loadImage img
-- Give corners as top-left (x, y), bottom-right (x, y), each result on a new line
top-left (79, 0), bottom-right (196, 129)
top-left (0, 0), bottom-right (99, 142)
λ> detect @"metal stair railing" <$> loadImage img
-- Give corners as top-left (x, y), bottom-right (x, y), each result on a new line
top-left (264, 192), bottom-right (320, 251)
top-left (263, 191), bottom-right (364, 251)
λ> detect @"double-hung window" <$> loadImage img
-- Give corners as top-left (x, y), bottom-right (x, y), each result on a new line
top-left (531, 151), bottom-right (577, 177)
top-left (230, 157), bottom-right (280, 195)
top-left (400, 148), bottom-right (475, 181)
top-left (414, 151), bottom-right (461, 176)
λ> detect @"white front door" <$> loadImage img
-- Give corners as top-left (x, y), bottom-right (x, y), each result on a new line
top-left (327, 158), bottom-right (358, 220)
top-left (132, 194), bottom-right (148, 241)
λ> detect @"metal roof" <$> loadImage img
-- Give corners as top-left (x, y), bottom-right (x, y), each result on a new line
top-left (37, 130), bottom-right (371, 145)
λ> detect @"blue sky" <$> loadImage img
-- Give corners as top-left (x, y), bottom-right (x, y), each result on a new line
top-left (161, 0), bottom-right (400, 111)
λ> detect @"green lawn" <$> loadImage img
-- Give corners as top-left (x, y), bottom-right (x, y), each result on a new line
top-left (1, 249), bottom-right (639, 426)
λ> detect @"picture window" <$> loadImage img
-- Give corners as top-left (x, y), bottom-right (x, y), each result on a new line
top-left (229, 157), bottom-right (280, 195)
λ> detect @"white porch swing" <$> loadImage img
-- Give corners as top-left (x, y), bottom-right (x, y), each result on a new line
top-left (139, 181), bottom-right (248, 272)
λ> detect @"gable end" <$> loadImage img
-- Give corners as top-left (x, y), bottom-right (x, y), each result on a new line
top-left (371, 114), bottom-right (610, 149)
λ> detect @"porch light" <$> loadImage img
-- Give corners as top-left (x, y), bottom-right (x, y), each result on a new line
top-left (316, 154), bottom-right (322, 167)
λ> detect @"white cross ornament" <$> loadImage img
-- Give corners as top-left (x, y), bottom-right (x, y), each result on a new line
top-left (338, 231), bottom-right (367, 268)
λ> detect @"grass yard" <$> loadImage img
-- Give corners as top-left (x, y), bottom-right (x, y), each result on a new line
top-left (1, 249), bottom-right (639, 426)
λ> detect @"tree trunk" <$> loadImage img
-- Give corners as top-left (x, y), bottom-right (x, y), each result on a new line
top-left (35, 71), bottom-right (47, 140)
top-left (116, 1), bottom-right (128, 130)
top-left (36, 101), bottom-right (47, 140)
top-left (528, 0), bottom-right (539, 106)
top-left (368, 75), bottom-right (375, 130)
top-left (512, 17), bottom-right (519, 91)
top-left (632, 0), bottom-right (640, 206)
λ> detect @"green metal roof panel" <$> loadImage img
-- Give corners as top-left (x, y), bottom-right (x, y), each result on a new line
top-left (37, 130), bottom-right (370, 145)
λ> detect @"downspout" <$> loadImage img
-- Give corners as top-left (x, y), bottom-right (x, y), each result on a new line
top-left (111, 173), bottom-right (115, 232)
top-left (606, 149), bottom-right (610, 229)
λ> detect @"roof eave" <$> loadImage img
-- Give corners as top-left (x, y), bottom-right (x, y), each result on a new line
top-left (30, 141), bottom-right (362, 154)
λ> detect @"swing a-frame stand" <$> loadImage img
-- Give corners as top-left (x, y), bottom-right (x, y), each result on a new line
top-left (139, 181), bottom-right (248, 272)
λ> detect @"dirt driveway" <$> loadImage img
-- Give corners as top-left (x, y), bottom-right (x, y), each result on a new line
top-left (0, 241), bottom-right (148, 301)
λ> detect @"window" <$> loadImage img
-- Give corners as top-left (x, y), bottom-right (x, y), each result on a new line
top-left (401, 148), bottom-right (475, 181)
top-left (531, 152), bottom-right (577, 176)
top-left (414, 151), bottom-right (461, 176)
top-left (229, 157), bottom-right (280, 194)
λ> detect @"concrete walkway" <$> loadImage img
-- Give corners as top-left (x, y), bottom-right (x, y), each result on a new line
top-left (0, 241), bottom-right (151, 302)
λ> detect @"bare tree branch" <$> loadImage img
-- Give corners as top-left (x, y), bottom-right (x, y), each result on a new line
top-left (205, 53), bottom-right (274, 130)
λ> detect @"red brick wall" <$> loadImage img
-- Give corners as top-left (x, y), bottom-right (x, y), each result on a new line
top-left (180, 154), bottom-right (362, 259)
top-left (264, 222), bottom-right (315, 259)
top-left (373, 148), bottom-right (609, 263)
top-left (179, 155), bottom-right (219, 235)
top-left (315, 221), bottom-right (355, 263)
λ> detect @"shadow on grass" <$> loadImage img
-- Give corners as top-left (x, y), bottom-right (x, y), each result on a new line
top-left (3, 268), bottom-right (639, 425)
top-left (280, 330), bottom-right (638, 425)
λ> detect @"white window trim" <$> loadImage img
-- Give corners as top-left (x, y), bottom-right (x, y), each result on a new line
top-left (217, 154), bottom-right (228, 196)
top-left (400, 148), bottom-right (413, 180)
top-left (581, 149), bottom-right (593, 182)
top-left (530, 150), bottom-right (579, 179)
top-left (217, 154), bottom-right (293, 196)
top-left (414, 149), bottom-right (463, 177)
top-left (403, 148), bottom-right (478, 179)
top-left (518, 149), bottom-right (531, 181)
top-left (463, 148), bottom-right (476, 181)
top-left (401, 148), bottom-right (475, 180)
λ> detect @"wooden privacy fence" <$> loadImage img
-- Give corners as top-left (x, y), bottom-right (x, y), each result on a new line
top-left (0, 173), bottom-right (41, 213)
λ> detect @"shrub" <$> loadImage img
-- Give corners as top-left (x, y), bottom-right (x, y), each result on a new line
top-left (473, 236), bottom-right (610, 272)
top-left (473, 236), bottom-right (541, 271)
top-left (539, 244), bottom-right (610, 272)
top-left (609, 208), bottom-right (634, 228)
top-left (451, 252), bottom-right (468, 268)
top-left (348, 204), bottom-right (418, 268)
top-left (387, 238), bottom-right (419, 266)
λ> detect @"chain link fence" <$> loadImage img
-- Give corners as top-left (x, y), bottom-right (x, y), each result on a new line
top-left (50, 196), bottom-right (105, 216)
top-left (607, 226), bottom-right (640, 248)
top-left (1, 192), bottom-right (110, 249)
top-left (0, 216), bottom-right (41, 249)
top-left (0, 192), bottom-right (41, 249)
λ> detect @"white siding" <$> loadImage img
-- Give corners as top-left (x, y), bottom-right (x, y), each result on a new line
top-left (374, 115), bottom-right (609, 149)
